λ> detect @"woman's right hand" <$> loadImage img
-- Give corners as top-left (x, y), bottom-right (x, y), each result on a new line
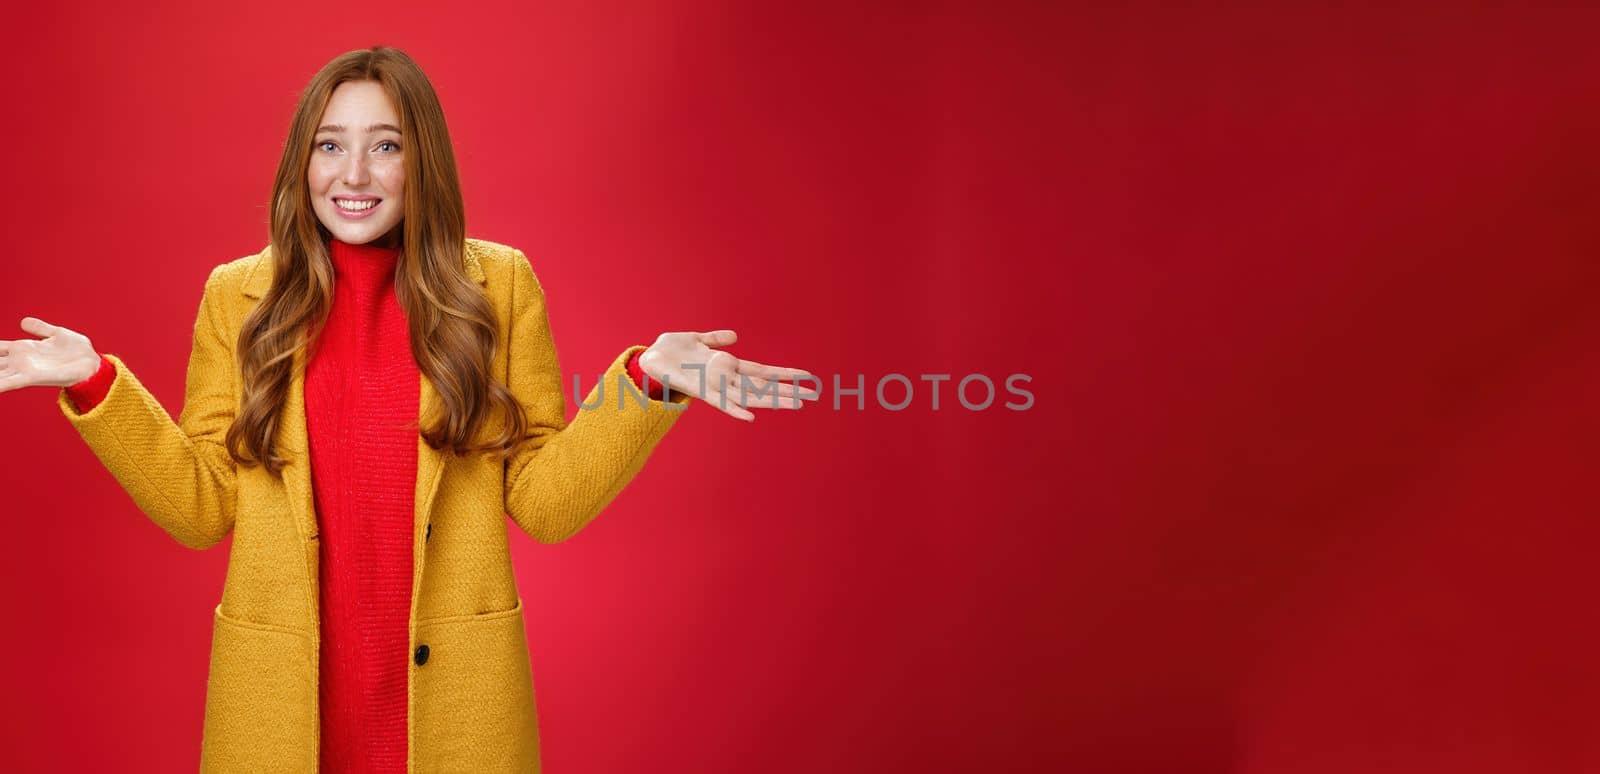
top-left (0, 317), bottom-right (103, 393)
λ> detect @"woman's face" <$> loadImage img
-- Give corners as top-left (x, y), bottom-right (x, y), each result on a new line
top-left (308, 80), bottom-right (406, 246)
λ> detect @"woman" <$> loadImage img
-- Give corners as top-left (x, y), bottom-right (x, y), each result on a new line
top-left (0, 46), bottom-right (814, 772)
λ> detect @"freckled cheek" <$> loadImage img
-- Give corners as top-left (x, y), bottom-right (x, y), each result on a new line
top-left (376, 161), bottom-right (405, 197)
top-left (306, 161), bottom-right (337, 195)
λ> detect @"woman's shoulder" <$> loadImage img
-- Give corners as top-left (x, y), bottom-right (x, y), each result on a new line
top-left (465, 237), bottom-right (546, 293)
top-left (464, 237), bottom-right (528, 269)
top-left (204, 245), bottom-right (275, 301)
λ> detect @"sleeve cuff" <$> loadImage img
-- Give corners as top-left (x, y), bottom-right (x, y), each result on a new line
top-left (626, 348), bottom-right (665, 401)
top-left (64, 353), bottom-right (115, 414)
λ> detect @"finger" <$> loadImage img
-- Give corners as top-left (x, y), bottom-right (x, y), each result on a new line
top-left (705, 376), bottom-right (755, 407)
top-left (753, 379), bottom-right (813, 402)
top-left (0, 340), bottom-right (9, 355)
top-left (746, 394), bottom-right (805, 410)
top-left (704, 380), bottom-right (752, 412)
top-left (734, 364), bottom-right (820, 399)
top-left (19, 317), bottom-right (58, 338)
top-left (704, 385), bottom-right (756, 420)
top-left (0, 373), bottom-right (25, 394)
top-left (735, 358), bottom-right (815, 382)
top-left (713, 378), bottom-right (809, 410)
top-left (728, 375), bottom-right (814, 404)
top-left (695, 329), bottom-right (737, 347)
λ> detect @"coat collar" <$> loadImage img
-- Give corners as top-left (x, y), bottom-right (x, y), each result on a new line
top-left (243, 241), bottom-right (488, 550)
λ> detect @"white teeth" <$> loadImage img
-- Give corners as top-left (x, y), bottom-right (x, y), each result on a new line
top-left (335, 199), bottom-right (378, 211)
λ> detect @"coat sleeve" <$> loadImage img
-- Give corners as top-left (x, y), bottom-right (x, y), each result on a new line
top-left (55, 265), bottom-right (240, 550)
top-left (502, 248), bottom-right (691, 544)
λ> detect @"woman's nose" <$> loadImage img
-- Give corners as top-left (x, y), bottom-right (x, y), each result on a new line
top-left (341, 155), bottom-right (370, 185)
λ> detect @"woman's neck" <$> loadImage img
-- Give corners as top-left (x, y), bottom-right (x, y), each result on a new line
top-left (328, 238), bottom-right (400, 302)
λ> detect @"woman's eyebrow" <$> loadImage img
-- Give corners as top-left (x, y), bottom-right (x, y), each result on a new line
top-left (316, 123), bottom-right (402, 134)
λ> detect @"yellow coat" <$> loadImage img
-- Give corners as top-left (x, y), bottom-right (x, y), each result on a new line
top-left (56, 238), bottom-right (691, 772)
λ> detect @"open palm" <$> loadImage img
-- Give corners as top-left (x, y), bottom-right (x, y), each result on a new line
top-left (0, 317), bottom-right (102, 393)
top-left (639, 329), bottom-right (818, 422)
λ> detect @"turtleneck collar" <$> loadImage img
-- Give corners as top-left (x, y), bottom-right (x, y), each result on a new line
top-left (328, 238), bottom-right (401, 304)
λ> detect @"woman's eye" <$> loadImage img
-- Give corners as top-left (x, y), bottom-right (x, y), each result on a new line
top-left (317, 141), bottom-right (338, 152)
top-left (377, 141), bottom-right (400, 152)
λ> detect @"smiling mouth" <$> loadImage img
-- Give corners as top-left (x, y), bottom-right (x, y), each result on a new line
top-left (334, 198), bottom-right (380, 211)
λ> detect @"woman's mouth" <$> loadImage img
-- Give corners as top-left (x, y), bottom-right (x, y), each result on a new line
top-left (333, 197), bottom-right (381, 219)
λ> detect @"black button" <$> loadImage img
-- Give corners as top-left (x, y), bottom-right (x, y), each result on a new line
top-left (426, 523), bottom-right (432, 542)
top-left (414, 644), bottom-right (429, 666)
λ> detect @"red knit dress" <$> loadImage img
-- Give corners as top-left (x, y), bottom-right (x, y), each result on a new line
top-left (305, 237), bottom-right (417, 772)
top-left (65, 241), bottom-right (662, 771)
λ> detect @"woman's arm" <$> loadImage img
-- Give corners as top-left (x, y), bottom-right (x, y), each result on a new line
top-left (54, 266), bottom-right (240, 550)
top-left (501, 249), bottom-right (690, 544)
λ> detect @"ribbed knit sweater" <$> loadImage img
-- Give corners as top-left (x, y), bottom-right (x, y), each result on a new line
top-left (306, 237), bottom-right (416, 772)
top-left (63, 241), bottom-right (663, 770)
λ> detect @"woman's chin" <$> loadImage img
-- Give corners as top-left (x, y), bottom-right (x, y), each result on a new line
top-left (323, 222), bottom-right (397, 246)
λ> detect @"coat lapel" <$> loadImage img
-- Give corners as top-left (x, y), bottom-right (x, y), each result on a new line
top-left (240, 242), bottom-right (489, 551)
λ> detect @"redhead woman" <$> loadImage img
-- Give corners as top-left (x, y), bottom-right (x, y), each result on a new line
top-left (0, 46), bottom-right (815, 772)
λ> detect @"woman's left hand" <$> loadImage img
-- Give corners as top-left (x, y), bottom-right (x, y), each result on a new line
top-left (639, 329), bottom-right (818, 422)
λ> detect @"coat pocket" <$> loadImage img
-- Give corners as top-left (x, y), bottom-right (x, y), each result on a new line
top-left (412, 598), bottom-right (541, 772)
top-left (200, 605), bottom-right (318, 773)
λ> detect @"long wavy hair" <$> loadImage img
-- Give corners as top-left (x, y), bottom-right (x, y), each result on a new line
top-left (225, 46), bottom-right (528, 475)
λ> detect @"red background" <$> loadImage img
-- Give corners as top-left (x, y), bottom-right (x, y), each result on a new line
top-left (3, 2), bottom-right (1600, 772)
